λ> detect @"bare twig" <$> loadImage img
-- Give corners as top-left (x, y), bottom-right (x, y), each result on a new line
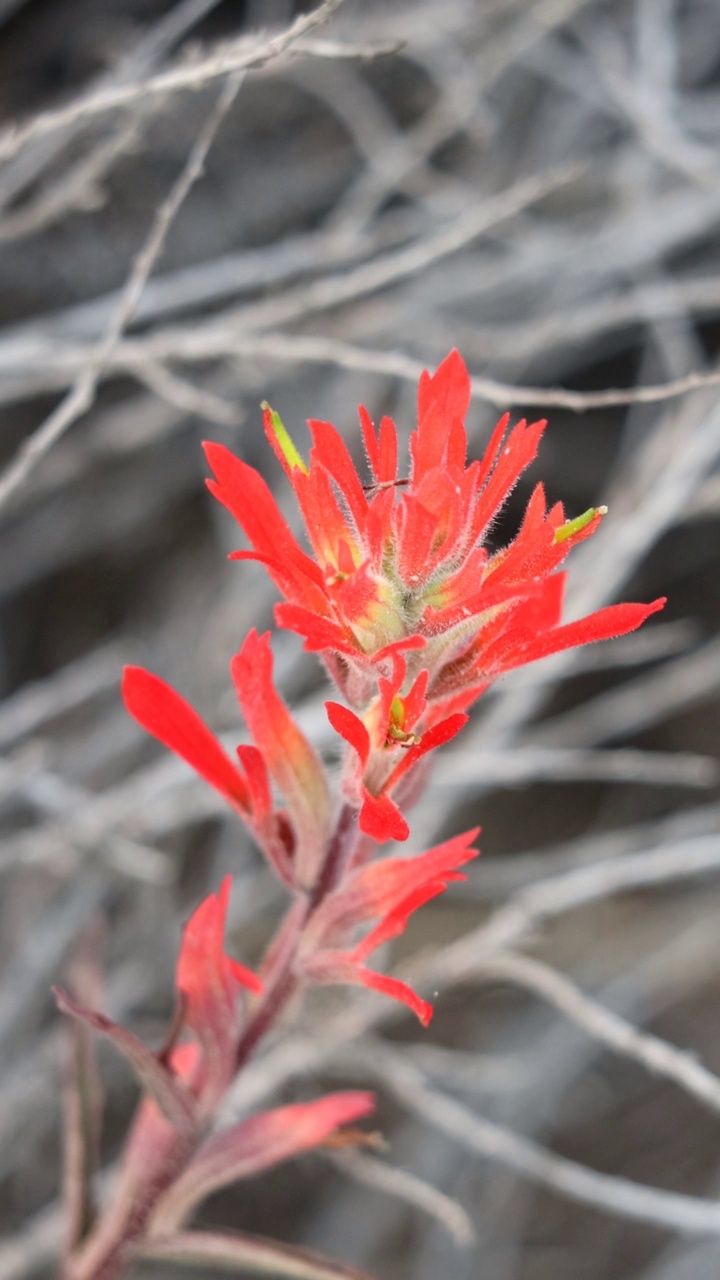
top-left (324, 1149), bottom-right (476, 1247)
top-left (348, 1044), bottom-right (720, 1236)
top-left (0, 0), bottom-right (349, 163)
top-left (0, 72), bottom-right (244, 513)
top-left (467, 951), bottom-right (720, 1115)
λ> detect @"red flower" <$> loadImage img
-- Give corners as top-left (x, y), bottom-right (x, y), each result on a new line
top-left (300, 829), bottom-right (480, 1025)
top-left (204, 352), bottom-right (664, 703)
top-left (325, 647), bottom-right (468, 842)
top-left (203, 352), bottom-right (664, 821)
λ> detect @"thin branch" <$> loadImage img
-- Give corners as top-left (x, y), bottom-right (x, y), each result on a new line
top-left (216, 332), bottom-right (720, 412)
top-left (0, 72), bottom-right (244, 513)
top-left (324, 1149), bottom-right (476, 1247)
top-left (347, 1044), bottom-right (720, 1236)
top-left (133, 360), bottom-right (244, 427)
top-left (469, 951), bottom-right (720, 1115)
top-left (432, 744), bottom-right (718, 789)
top-left (424, 834), bottom-right (720, 988)
top-left (0, 0), bottom-right (349, 163)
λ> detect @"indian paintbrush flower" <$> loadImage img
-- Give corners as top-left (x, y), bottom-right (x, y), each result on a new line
top-left (57, 351), bottom-right (666, 1280)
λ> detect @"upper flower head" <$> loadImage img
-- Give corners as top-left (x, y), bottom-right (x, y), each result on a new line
top-left (201, 352), bottom-right (664, 845)
top-left (204, 351), bottom-right (664, 716)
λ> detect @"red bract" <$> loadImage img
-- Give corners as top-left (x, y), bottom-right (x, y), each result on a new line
top-left (148, 1092), bottom-right (375, 1235)
top-left (176, 876), bottom-right (262, 1104)
top-left (55, 878), bottom-right (261, 1141)
top-left (326, 665), bottom-right (468, 843)
top-left (301, 829), bottom-right (480, 1025)
top-left (122, 629), bottom-right (330, 889)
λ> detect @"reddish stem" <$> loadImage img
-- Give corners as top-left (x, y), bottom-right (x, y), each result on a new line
top-left (64, 804), bottom-right (360, 1280)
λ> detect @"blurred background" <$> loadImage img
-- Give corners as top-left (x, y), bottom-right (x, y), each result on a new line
top-left (1, 1), bottom-right (720, 1277)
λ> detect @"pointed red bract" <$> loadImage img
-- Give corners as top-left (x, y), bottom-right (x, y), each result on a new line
top-left (149, 1092), bottom-right (375, 1234)
top-left (175, 877), bottom-right (262, 1103)
top-left (122, 667), bottom-right (251, 813)
top-left (302, 830), bottom-right (480, 1024)
top-left (231, 630), bottom-right (330, 888)
top-left (176, 877), bottom-right (262, 1034)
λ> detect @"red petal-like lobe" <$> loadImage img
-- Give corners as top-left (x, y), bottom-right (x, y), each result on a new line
top-left (351, 884), bottom-right (447, 961)
top-left (413, 351), bottom-right (471, 482)
top-left (303, 953), bottom-right (433, 1026)
top-left (326, 701), bottom-right (371, 769)
top-left (474, 413), bottom-right (510, 495)
top-left (321, 827), bottom-right (480, 937)
top-left (149, 1092), bottom-right (375, 1234)
top-left (365, 827), bottom-right (479, 904)
top-left (373, 633), bottom-right (427, 667)
top-left (122, 667), bottom-right (250, 813)
top-left (232, 631), bottom-right (331, 887)
top-left (309, 420), bottom-right (369, 532)
top-left (484, 598), bottom-right (667, 676)
top-left (417, 348), bottom-right (472, 426)
top-left (472, 418), bottom-right (546, 542)
top-left (359, 406), bottom-right (398, 485)
top-left (359, 790), bottom-right (409, 843)
top-left (203, 443), bottom-right (326, 612)
top-left (385, 712), bottom-right (469, 792)
top-left (275, 603), bottom-right (360, 656)
top-left (176, 877), bottom-right (262, 1043)
top-left (354, 968), bottom-right (433, 1026)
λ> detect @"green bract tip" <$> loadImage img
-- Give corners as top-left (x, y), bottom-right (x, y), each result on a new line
top-left (554, 505), bottom-right (607, 544)
top-left (262, 402), bottom-right (308, 474)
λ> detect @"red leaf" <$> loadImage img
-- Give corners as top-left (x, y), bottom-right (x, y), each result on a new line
top-left (54, 988), bottom-right (198, 1137)
top-left (122, 667), bottom-right (250, 813)
top-left (149, 1093), bottom-right (374, 1234)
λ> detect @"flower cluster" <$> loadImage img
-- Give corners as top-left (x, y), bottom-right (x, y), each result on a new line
top-left (126, 349), bottom-right (663, 856)
top-left (56, 351), bottom-right (664, 1280)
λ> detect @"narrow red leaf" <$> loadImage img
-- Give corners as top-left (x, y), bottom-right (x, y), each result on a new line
top-left (149, 1093), bottom-right (374, 1234)
top-left (54, 988), bottom-right (197, 1137)
top-left (122, 667), bottom-right (250, 813)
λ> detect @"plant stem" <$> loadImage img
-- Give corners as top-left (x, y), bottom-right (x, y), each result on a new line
top-left (66, 804), bottom-right (361, 1280)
